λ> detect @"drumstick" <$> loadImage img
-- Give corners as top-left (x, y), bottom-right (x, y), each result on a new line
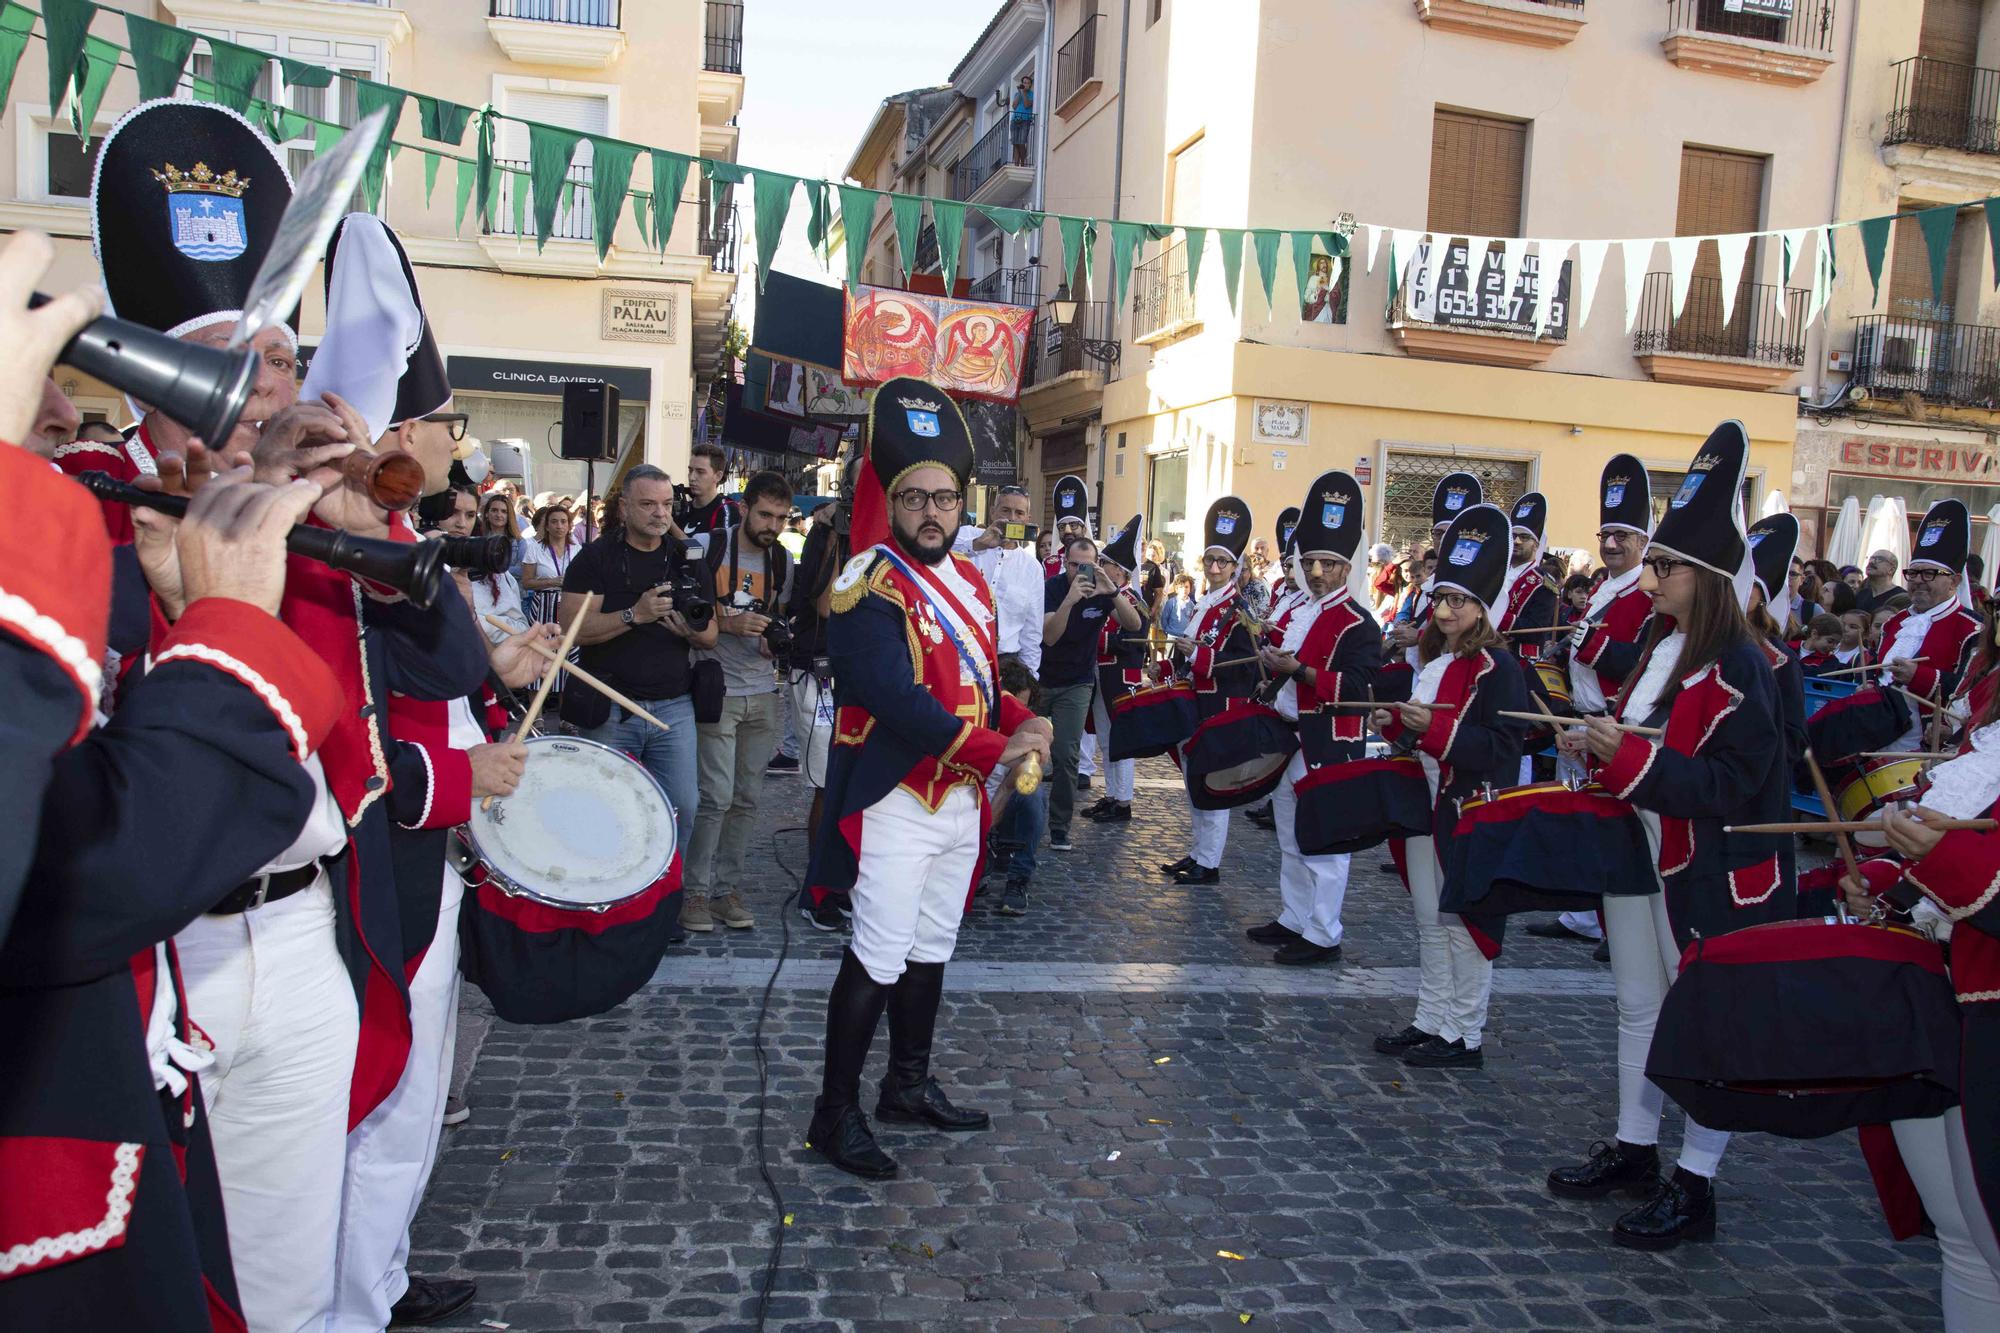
top-left (1725, 816), bottom-right (1997, 835)
top-left (1497, 709), bottom-right (1660, 737)
top-left (1501, 624), bottom-right (1571, 636)
top-left (1858, 750), bottom-right (1957, 760)
top-left (483, 615), bottom-right (672, 740)
top-left (482, 591), bottom-right (594, 812)
top-left (1802, 748), bottom-right (1863, 888)
top-left (1813, 659), bottom-right (1911, 679)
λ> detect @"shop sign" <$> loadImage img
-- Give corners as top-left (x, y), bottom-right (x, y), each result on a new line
top-left (601, 289), bottom-right (677, 343)
top-left (448, 355), bottom-right (652, 402)
top-left (1840, 439), bottom-right (1998, 478)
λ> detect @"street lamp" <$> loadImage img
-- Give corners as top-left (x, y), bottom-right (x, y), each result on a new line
top-left (1043, 285), bottom-right (1118, 367)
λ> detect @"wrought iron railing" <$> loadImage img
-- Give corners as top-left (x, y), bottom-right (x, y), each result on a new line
top-left (1884, 56), bottom-right (2000, 154)
top-left (1055, 8), bottom-right (1101, 107)
top-left (704, 1), bottom-right (744, 74)
top-left (700, 200), bottom-right (740, 274)
top-left (968, 266), bottom-right (1041, 307)
top-left (489, 0), bottom-right (620, 27)
top-left (1133, 241), bottom-right (1197, 340)
top-left (1632, 272), bottom-right (1806, 365)
top-left (486, 157), bottom-right (595, 242)
top-left (913, 222), bottom-right (940, 274)
top-left (1666, 0), bottom-right (1835, 51)
top-left (1851, 314), bottom-right (2000, 408)
top-left (1029, 300), bottom-right (1112, 386)
top-left (951, 119), bottom-right (1021, 201)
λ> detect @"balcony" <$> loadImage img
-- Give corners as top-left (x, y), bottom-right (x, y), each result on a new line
top-left (485, 156), bottom-right (595, 244)
top-left (1631, 272), bottom-right (1807, 390)
top-left (1132, 241), bottom-right (1201, 346)
top-left (1851, 314), bottom-right (2000, 410)
top-left (968, 265), bottom-right (1041, 308)
top-left (1021, 299), bottom-right (1112, 433)
top-left (1053, 9), bottom-right (1103, 117)
top-left (1415, 0), bottom-right (1585, 49)
top-left (699, 1), bottom-right (746, 125)
top-left (699, 199), bottom-right (741, 275)
top-left (1661, 0), bottom-right (1835, 87)
top-left (950, 118), bottom-right (1034, 208)
top-left (487, 0), bottom-right (626, 68)
top-left (1882, 57), bottom-right (2000, 197)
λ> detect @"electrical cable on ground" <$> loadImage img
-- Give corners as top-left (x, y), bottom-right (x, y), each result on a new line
top-left (753, 824), bottom-right (810, 1330)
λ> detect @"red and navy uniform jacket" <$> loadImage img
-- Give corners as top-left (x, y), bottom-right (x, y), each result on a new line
top-left (1182, 587), bottom-right (1259, 721)
top-left (1798, 650), bottom-right (1832, 674)
top-left (1572, 574), bottom-right (1653, 708)
top-left (1294, 591), bottom-right (1382, 769)
top-left (385, 687), bottom-right (507, 975)
top-left (2, 591), bottom-right (343, 1333)
top-left (1498, 566), bottom-right (1558, 661)
top-left (1878, 598), bottom-right (1981, 700)
top-left (50, 422), bottom-right (161, 674)
top-left (1597, 638), bottom-right (1797, 947)
top-left (805, 549), bottom-right (1035, 904)
top-left (1764, 638), bottom-right (1806, 785)
top-left (1094, 583), bottom-right (1151, 702)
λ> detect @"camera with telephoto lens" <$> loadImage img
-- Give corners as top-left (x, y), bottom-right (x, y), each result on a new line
top-left (655, 555), bottom-right (713, 631)
top-left (436, 534), bottom-right (517, 574)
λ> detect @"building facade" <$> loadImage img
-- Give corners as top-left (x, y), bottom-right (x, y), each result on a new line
top-left (4, 0), bottom-right (744, 495)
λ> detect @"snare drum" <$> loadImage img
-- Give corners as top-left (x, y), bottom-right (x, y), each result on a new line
top-left (1292, 754), bottom-right (1433, 855)
top-left (1647, 919), bottom-right (1960, 1139)
top-left (1441, 781), bottom-right (1654, 917)
top-left (1181, 700), bottom-right (1298, 810)
top-left (1533, 660), bottom-right (1572, 713)
top-left (457, 736), bottom-right (683, 1025)
top-left (1834, 755), bottom-right (1928, 848)
top-left (1108, 680), bottom-right (1199, 761)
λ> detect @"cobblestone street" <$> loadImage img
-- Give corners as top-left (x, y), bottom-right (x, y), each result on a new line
top-left (415, 759), bottom-right (1942, 1332)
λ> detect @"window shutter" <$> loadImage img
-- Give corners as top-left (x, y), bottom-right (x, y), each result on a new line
top-left (1919, 0), bottom-right (1981, 65)
top-left (1674, 146), bottom-right (1764, 282)
top-left (1427, 110), bottom-right (1526, 237)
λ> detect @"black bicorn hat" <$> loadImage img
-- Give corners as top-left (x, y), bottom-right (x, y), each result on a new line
top-left (1600, 453), bottom-right (1653, 535)
top-left (1431, 471), bottom-right (1481, 530)
top-left (1651, 420), bottom-right (1752, 606)
top-left (1276, 506), bottom-right (1301, 555)
top-left (1746, 512), bottom-right (1800, 607)
top-left (1101, 514), bottom-right (1144, 571)
top-left (1291, 471), bottom-right (1364, 563)
top-left (301, 214), bottom-right (449, 439)
top-left (865, 376), bottom-right (974, 493)
top-left (1051, 474), bottom-right (1090, 534)
top-left (1202, 495), bottom-right (1252, 562)
top-left (1434, 503), bottom-right (1512, 620)
top-left (1509, 492), bottom-right (1548, 544)
top-left (1911, 498), bottom-right (1970, 575)
top-left (90, 98), bottom-right (295, 341)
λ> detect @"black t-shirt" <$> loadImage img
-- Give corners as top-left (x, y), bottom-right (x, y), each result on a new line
top-left (785, 520), bottom-right (844, 669)
top-left (1042, 573), bottom-right (1116, 688)
top-left (680, 493), bottom-right (738, 540)
top-left (562, 531), bottom-right (696, 701)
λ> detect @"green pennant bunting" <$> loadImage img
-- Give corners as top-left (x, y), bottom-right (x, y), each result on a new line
top-left (838, 184), bottom-right (879, 287)
top-left (932, 198), bottom-right (967, 297)
top-left (0, 4), bottom-right (32, 113)
top-left (981, 204), bottom-right (1044, 236)
top-left (267, 106), bottom-right (309, 146)
top-left (511, 164), bottom-right (529, 239)
top-left (417, 94), bottom-right (473, 147)
top-left (71, 35), bottom-right (117, 143)
top-left (1110, 219), bottom-right (1152, 312)
top-left (1183, 227), bottom-right (1207, 297)
top-left (752, 170), bottom-right (799, 292)
top-left (1250, 229), bottom-right (1282, 309)
top-left (352, 79), bottom-right (406, 211)
top-left (889, 192), bottom-right (923, 283)
top-left (204, 37), bottom-right (268, 115)
top-left (423, 150), bottom-right (441, 207)
top-left (1987, 200), bottom-right (2000, 291)
top-left (704, 158), bottom-right (749, 217)
top-left (589, 137), bottom-right (638, 264)
top-left (189, 75), bottom-right (217, 104)
top-left (1057, 215), bottom-right (1088, 294)
top-left (454, 156), bottom-right (476, 236)
top-left (279, 57), bottom-right (333, 89)
top-left (1916, 204), bottom-right (1958, 307)
top-left (314, 119), bottom-right (343, 155)
top-left (804, 179), bottom-right (831, 265)
top-left (527, 122), bottom-right (582, 248)
top-left (649, 149), bottom-right (691, 253)
top-left (475, 110), bottom-right (496, 229)
top-left (124, 13), bottom-right (196, 102)
top-left (631, 190), bottom-right (651, 250)
top-left (42, 0), bottom-right (93, 121)
top-left (1856, 215), bottom-right (1891, 306)
top-left (1216, 229), bottom-right (1246, 316)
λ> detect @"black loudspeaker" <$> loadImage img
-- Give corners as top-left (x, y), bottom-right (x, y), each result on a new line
top-left (560, 380), bottom-right (620, 462)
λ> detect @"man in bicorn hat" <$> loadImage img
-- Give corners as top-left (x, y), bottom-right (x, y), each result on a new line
top-left (1876, 499), bottom-right (1981, 753)
top-left (1499, 492), bottom-right (1559, 782)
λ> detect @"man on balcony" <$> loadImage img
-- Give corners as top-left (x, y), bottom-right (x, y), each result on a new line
top-left (1010, 74), bottom-right (1034, 167)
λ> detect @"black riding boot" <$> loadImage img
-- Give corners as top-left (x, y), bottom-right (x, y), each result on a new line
top-left (874, 961), bottom-right (989, 1131)
top-left (807, 949), bottom-right (898, 1179)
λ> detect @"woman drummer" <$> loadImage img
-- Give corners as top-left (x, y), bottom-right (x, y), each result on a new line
top-left (1551, 421), bottom-right (1795, 1250)
top-left (1369, 503), bottom-right (1526, 1070)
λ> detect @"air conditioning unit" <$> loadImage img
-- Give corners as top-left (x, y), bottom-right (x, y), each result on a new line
top-left (1856, 319), bottom-right (1937, 387)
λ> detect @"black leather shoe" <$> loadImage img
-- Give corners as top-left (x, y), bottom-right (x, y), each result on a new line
top-left (1094, 802), bottom-right (1132, 823)
top-left (1081, 796), bottom-right (1117, 820)
top-left (1172, 864), bottom-right (1220, 885)
top-left (1245, 920), bottom-right (1302, 945)
top-left (1526, 919), bottom-right (1596, 942)
top-left (1372, 1024), bottom-right (1434, 1054)
top-left (876, 1075), bottom-right (990, 1132)
top-left (1273, 939), bottom-right (1342, 966)
top-left (1592, 939), bottom-right (1611, 963)
top-left (1244, 805), bottom-right (1275, 830)
top-left (1612, 1167), bottom-right (1716, 1251)
top-left (1159, 855), bottom-right (1196, 875)
top-left (1077, 774), bottom-right (1092, 790)
top-left (390, 1276), bottom-right (477, 1326)
top-left (807, 1099), bottom-right (898, 1178)
top-left (1547, 1139), bottom-right (1661, 1200)
top-left (1403, 1037), bottom-right (1483, 1068)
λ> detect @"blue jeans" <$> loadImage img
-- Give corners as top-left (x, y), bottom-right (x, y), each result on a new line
top-left (583, 694), bottom-right (699, 837)
top-left (991, 782), bottom-right (1045, 885)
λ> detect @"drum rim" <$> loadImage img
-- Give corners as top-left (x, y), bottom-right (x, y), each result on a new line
top-left (466, 734), bottom-right (677, 911)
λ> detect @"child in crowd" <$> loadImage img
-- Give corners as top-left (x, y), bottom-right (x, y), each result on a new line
top-left (1836, 609), bottom-right (1871, 669)
top-left (1562, 573), bottom-right (1593, 623)
top-left (1798, 613), bottom-right (1842, 675)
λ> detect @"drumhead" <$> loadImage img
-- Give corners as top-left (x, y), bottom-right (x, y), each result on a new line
top-left (467, 736), bottom-right (677, 908)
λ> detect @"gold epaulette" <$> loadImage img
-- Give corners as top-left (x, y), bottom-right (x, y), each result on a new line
top-left (829, 552), bottom-right (876, 614)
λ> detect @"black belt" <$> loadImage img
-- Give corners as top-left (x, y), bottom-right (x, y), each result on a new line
top-left (210, 854), bottom-right (340, 915)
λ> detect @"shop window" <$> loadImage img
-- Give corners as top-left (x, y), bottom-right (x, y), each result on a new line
top-left (1379, 452), bottom-right (1529, 558)
top-left (1146, 449), bottom-right (1188, 564)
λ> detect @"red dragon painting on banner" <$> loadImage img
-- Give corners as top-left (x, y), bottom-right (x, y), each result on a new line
top-left (841, 283), bottom-right (1034, 403)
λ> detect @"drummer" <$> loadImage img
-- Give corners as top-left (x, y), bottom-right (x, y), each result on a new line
top-left (1246, 506), bottom-right (1305, 832)
top-left (1159, 497), bottom-right (1259, 886)
top-left (1498, 492), bottom-right (1560, 781)
top-left (1082, 515), bottom-right (1151, 826)
top-left (1254, 472), bottom-right (1380, 965)
top-left (1550, 420), bottom-right (1795, 1251)
top-left (1875, 498), bottom-right (1980, 753)
top-left (1381, 472), bottom-right (1481, 698)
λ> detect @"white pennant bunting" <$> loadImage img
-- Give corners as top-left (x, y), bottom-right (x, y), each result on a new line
top-left (1572, 239), bottom-right (1610, 331)
top-left (1327, 255), bottom-right (1345, 302)
top-left (1419, 232), bottom-right (1452, 306)
top-left (1498, 237), bottom-right (1528, 317)
top-left (1714, 233), bottom-right (1750, 327)
top-left (1364, 224), bottom-right (1384, 274)
top-left (1531, 240), bottom-right (1570, 339)
top-left (1666, 236), bottom-right (1701, 320)
top-left (1804, 226), bottom-right (1834, 333)
top-left (1621, 239), bottom-right (1653, 335)
top-left (1773, 228), bottom-right (1807, 325)
top-left (1389, 228), bottom-right (1423, 292)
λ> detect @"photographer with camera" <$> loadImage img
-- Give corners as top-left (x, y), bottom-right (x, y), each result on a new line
top-left (559, 465), bottom-right (719, 839)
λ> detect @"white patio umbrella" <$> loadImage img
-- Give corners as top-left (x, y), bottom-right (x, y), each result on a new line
top-left (1979, 505), bottom-right (2000, 592)
top-left (1758, 489), bottom-right (1789, 518)
top-left (1826, 495), bottom-right (1863, 567)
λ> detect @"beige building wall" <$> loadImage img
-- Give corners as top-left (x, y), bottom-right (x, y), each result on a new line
top-left (3, 0), bottom-right (740, 495)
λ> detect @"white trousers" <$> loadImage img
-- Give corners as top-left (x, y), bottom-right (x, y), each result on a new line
top-left (1893, 1110), bottom-right (2000, 1333)
top-left (1404, 836), bottom-right (1492, 1048)
top-left (1603, 891), bottom-right (1732, 1176)
top-left (1175, 750), bottom-right (1230, 870)
top-left (326, 868), bottom-right (465, 1333)
top-left (177, 876), bottom-right (359, 1333)
top-left (1557, 909), bottom-right (1605, 940)
top-left (1078, 727), bottom-right (1099, 777)
top-left (1272, 752), bottom-right (1349, 948)
top-left (1089, 689), bottom-right (1135, 803)
top-left (850, 784), bottom-right (980, 985)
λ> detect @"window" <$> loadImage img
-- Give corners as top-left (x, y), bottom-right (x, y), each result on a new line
top-left (45, 128), bottom-right (100, 200)
top-left (1427, 110), bottom-right (1526, 237)
top-left (1168, 135), bottom-right (1203, 225)
top-left (492, 88), bottom-right (611, 241)
top-left (1672, 145), bottom-right (1766, 352)
top-left (1148, 0), bottom-right (1164, 28)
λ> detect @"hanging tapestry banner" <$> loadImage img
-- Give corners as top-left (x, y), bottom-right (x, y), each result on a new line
top-left (841, 283), bottom-right (1035, 403)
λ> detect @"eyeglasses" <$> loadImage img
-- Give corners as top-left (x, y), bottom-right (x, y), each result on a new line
top-left (1906, 568), bottom-right (1948, 584)
top-left (423, 412), bottom-right (469, 442)
top-left (1301, 558), bottom-right (1345, 574)
top-left (894, 487), bottom-right (964, 512)
top-left (1434, 591), bottom-right (1475, 610)
top-left (1642, 555), bottom-right (1691, 579)
top-left (1596, 529), bottom-right (1638, 545)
